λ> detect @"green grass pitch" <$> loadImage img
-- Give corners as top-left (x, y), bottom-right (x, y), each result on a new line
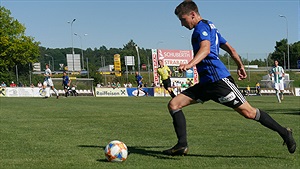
top-left (0, 96), bottom-right (299, 169)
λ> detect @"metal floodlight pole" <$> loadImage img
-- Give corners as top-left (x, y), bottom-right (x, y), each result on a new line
top-left (68, 18), bottom-right (76, 71)
top-left (74, 33), bottom-right (88, 70)
top-left (135, 45), bottom-right (140, 74)
top-left (83, 34), bottom-right (87, 69)
top-left (279, 15), bottom-right (289, 71)
top-left (45, 54), bottom-right (54, 71)
top-left (86, 57), bottom-right (89, 79)
top-left (283, 52), bottom-right (286, 69)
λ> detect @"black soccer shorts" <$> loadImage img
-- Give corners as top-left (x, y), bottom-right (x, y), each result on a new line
top-left (181, 76), bottom-right (246, 108)
top-left (63, 85), bottom-right (69, 90)
top-left (162, 78), bottom-right (172, 90)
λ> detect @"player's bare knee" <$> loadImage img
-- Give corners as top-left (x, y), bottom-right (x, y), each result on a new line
top-left (168, 100), bottom-right (181, 111)
top-left (241, 110), bottom-right (256, 119)
top-left (235, 108), bottom-right (255, 119)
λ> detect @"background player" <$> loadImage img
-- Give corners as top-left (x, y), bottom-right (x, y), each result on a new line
top-left (157, 58), bottom-right (176, 98)
top-left (135, 71), bottom-right (148, 97)
top-left (43, 63), bottom-right (59, 99)
top-left (270, 60), bottom-right (285, 103)
top-left (162, 0), bottom-right (296, 156)
top-left (62, 71), bottom-right (71, 97)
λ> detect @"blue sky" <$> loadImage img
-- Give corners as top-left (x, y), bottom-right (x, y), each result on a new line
top-left (1, 0), bottom-right (299, 60)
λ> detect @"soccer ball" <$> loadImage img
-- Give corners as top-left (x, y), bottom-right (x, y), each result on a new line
top-left (39, 88), bottom-right (46, 96)
top-left (104, 140), bottom-right (128, 162)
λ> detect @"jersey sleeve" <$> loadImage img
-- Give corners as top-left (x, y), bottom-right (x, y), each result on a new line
top-left (281, 66), bottom-right (285, 73)
top-left (166, 66), bottom-right (171, 73)
top-left (218, 33), bottom-right (227, 45)
top-left (197, 23), bottom-right (211, 42)
top-left (48, 69), bottom-right (52, 75)
top-left (269, 68), bottom-right (273, 74)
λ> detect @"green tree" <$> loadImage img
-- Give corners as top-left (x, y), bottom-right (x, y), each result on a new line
top-left (0, 6), bottom-right (40, 83)
top-left (121, 40), bottom-right (152, 71)
top-left (271, 39), bottom-right (300, 69)
top-left (290, 41), bottom-right (300, 69)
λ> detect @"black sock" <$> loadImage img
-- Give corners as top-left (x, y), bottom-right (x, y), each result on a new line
top-left (170, 91), bottom-right (176, 98)
top-left (170, 109), bottom-right (187, 146)
top-left (142, 89), bottom-right (148, 95)
top-left (255, 109), bottom-right (287, 139)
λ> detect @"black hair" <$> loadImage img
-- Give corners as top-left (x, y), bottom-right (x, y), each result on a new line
top-left (175, 0), bottom-right (199, 17)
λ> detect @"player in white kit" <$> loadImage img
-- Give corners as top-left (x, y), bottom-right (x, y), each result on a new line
top-left (270, 60), bottom-right (285, 103)
top-left (43, 63), bottom-right (59, 99)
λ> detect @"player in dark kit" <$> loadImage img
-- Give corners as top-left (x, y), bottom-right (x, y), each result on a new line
top-left (135, 71), bottom-right (148, 96)
top-left (62, 71), bottom-right (71, 97)
top-left (162, 0), bottom-right (296, 156)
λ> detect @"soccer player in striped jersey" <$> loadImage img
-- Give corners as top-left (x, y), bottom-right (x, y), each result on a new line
top-left (270, 60), bottom-right (285, 103)
top-left (162, 0), bottom-right (296, 156)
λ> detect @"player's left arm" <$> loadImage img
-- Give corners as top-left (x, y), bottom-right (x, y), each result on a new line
top-left (167, 66), bottom-right (172, 77)
top-left (281, 66), bottom-right (285, 77)
top-left (140, 76), bottom-right (143, 83)
top-left (45, 70), bottom-right (52, 78)
top-left (157, 68), bottom-right (161, 77)
top-left (68, 78), bottom-right (71, 86)
top-left (44, 73), bottom-right (52, 78)
top-left (220, 42), bottom-right (247, 80)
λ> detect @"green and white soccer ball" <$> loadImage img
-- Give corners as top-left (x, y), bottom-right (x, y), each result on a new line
top-left (104, 140), bottom-right (128, 162)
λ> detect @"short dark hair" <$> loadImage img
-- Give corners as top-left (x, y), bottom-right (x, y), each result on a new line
top-left (175, 0), bottom-right (199, 17)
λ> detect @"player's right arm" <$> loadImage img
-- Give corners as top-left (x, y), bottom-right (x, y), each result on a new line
top-left (179, 40), bottom-right (210, 72)
top-left (269, 68), bottom-right (274, 77)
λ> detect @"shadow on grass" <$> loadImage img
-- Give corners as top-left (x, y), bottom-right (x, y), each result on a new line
top-left (266, 109), bottom-right (300, 115)
top-left (281, 112), bottom-right (300, 115)
top-left (78, 145), bottom-right (177, 161)
top-left (77, 145), bottom-right (284, 161)
top-left (186, 153), bottom-right (285, 159)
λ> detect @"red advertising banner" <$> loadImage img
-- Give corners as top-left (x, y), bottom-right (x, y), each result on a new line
top-left (152, 49), bottom-right (198, 87)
